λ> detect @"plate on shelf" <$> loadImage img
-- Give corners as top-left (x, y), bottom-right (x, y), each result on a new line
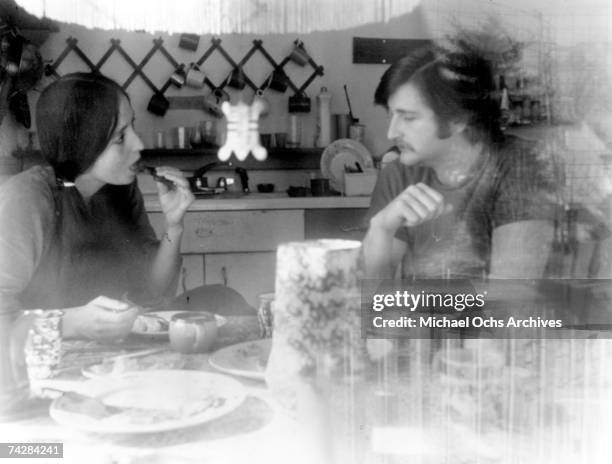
top-left (209, 338), bottom-right (272, 381)
top-left (320, 138), bottom-right (373, 193)
top-left (50, 370), bottom-right (246, 434)
top-left (131, 311), bottom-right (227, 339)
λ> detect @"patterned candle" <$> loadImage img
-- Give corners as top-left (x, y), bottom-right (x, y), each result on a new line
top-left (265, 239), bottom-right (366, 406)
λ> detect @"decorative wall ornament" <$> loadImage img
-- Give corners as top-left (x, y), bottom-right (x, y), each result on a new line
top-left (218, 99), bottom-right (267, 162)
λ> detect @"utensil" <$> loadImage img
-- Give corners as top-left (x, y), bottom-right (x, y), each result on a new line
top-left (35, 379), bottom-right (144, 416)
top-left (343, 84), bottom-right (356, 123)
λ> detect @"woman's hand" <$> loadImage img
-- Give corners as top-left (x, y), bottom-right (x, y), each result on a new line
top-left (62, 296), bottom-right (139, 342)
top-left (154, 167), bottom-right (195, 228)
top-left (370, 183), bottom-right (451, 234)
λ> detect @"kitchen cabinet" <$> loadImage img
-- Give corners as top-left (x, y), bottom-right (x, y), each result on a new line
top-left (146, 199), bottom-right (370, 307)
top-left (304, 208), bottom-right (369, 241)
top-left (204, 252), bottom-right (277, 305)
top-left (148, 209), bottom-right (304, 306)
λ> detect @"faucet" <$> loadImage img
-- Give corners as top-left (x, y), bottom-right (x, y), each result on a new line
top-left (190, 161), bottom-right (233, 191)
top-left (192, 161), bottom-right (233, 179)
top-left (235, 167), bottom-right (249, 193)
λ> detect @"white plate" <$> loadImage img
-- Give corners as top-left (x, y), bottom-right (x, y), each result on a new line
top-left (320, 138), bottom-right (372, 193)
top-left (131, 311), bottom-right (227, 339)
top-left (50, 370), bottom-right (246, 434)
top-left (209, 339), bottom-right (272, 381)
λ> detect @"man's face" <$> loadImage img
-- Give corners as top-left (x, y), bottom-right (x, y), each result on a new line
top-left (386, 81), bottom-right (454, 167)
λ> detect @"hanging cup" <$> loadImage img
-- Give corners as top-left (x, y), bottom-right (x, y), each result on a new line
top-left (288, 93), bottom-right (311, 113)
top-left (178, 33), bottom-right (200, 52)
top-left (147, 92), bottom-right (170, 117)
top-left (228, 67), bottom-right (247, 90)
top-left (203, 91), bottom-right (224, 119)
top-left (289, 40), bottom-right (310, 66)
top-left (268, 68), bottom-right (289, 93)
top-left (169, 65), bottom-right (186, 88)
top-left (185, 64), bottom-right (206, 88)
top-left (213, 87), bottom-right (230, 104)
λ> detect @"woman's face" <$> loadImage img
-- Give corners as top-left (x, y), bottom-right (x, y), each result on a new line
top-left (86, 95), bottom-right (144, 186)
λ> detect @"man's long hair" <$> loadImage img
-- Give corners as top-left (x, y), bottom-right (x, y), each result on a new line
top-left (374, 44), bottom-right (503, 144)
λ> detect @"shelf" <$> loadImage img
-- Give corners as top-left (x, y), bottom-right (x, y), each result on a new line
top-left (141, 148), bottom-right (323, 170)
top-left (14, 147), bottom-right (324, 172)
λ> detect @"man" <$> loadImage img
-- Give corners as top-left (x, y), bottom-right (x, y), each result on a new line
top-left (363, 46), bottom-right (558, 280)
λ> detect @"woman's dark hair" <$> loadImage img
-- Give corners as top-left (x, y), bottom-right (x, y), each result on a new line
top-left (36, 72), bottom-right (129, 181)
top-left (374, 46), bottom-right (503, 144)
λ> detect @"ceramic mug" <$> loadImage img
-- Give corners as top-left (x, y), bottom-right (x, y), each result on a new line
top-left (169, 312), bottom-right (218, 354)
top-left (185, 64), bottom-right (206, 88)
top-left (178, 33), bottom-right (200, 51)
top-left (170, 65), bottom-right (186, 88)
top-left (228, 67), bottom-right (246, 90)
top-left (289, 41), bottom-right (310, 66)
top-left (147, 92), bottom-right (170, 117)
top-left (268, 69), bottom-right (289, 93)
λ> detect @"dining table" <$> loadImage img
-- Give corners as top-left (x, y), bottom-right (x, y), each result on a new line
top-left (0, 315), bottom-right (316, 464)
top-left (2, 310), bottom-right (612, 464)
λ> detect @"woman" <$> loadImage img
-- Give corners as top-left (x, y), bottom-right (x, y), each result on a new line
top-left (0, 72), bottom-right (195, 341)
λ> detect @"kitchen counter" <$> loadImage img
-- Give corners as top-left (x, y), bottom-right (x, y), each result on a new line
top-left (144, 192), bottom-right (371, 212)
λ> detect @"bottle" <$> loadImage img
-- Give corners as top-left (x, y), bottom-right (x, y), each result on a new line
top-left (315, 87), bottom-right (332, 148)
top-left (287, 114), bottom-right (301, 148)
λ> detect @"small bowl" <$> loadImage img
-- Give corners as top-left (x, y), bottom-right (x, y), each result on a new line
top-left (286, 186), bottom-right (308, 197)
top-left (257, 183), bottom-right (275, 193)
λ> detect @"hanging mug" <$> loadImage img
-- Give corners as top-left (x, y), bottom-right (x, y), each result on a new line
top-left (147, 92), bottom-right (170, 117)
top-left (203, 91), bottom-right (224, 119)
top-left (169, 65), bottom-right (186, 88)
top-left (228, 67), bottom-right (246, 90)
top-left (268, 68), bottom-right (289, 93)
top-left (178, 33), bottom-right (200, 52)
top-left (288, 93), bottom-right (311, 113)
top-left (185, 64), bottom-right (206, 88)
top-left (214, 88), bottom-right (230, 104)
top-left (289, 40), bottom-right (310, 67)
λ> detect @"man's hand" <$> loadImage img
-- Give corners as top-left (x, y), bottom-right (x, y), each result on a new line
top-left (370, 183), bottom-right (452, 234)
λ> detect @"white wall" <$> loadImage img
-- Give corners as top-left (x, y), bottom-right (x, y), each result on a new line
top-left (25, 0), bottom-right (612, 161)
top-left (36, 5), bottom-right (431, 160)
